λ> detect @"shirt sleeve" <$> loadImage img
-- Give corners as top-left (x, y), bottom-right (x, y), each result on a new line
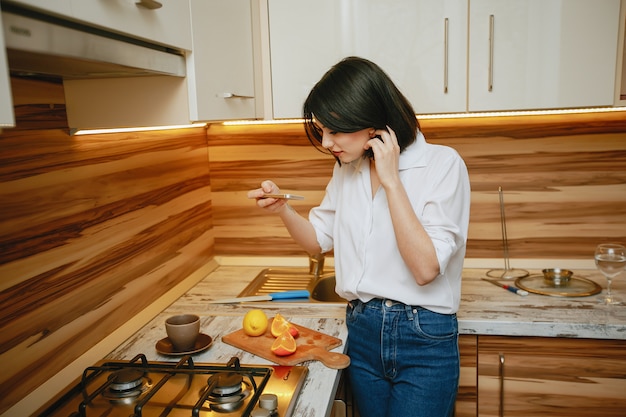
top-left (309, 164), bottom-right (341, 254)
top-left (418, 148), bottom-right (471, 275)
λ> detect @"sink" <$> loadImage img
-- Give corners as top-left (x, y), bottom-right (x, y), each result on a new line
top-left (238, 268), bottom-right (347, 303)
top-left (309, 276), bottom-right (346, 302)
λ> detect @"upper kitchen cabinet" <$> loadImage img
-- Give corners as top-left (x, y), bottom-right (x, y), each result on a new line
top-left (186, 0), bottom-right (260, 122)
top-left (468, 0), bottom-right (621, 112)
top-left (269, 0), bottom-right (468, 118)
top-left (1, 0), bottom-right (73, 17)
top-left (267, 0), bottom-right (622, 119)
top-left (0, 13), bottom-right (15, 128)
top-left (69, 0), bottom-right (192, 50)
top-left (4, 0), bottom-right (192, 50)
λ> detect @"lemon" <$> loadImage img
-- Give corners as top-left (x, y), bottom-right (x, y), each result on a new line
top-left (242, 309), bottom-right (268, 336)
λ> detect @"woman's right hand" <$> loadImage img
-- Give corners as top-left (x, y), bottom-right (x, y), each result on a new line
top-left (247, 180), bottom-right (288, 212)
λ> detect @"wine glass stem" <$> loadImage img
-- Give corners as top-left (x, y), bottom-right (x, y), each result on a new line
top-left (606, 278), bottom-right (613, 297)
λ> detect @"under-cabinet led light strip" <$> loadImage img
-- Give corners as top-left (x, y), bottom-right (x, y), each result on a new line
top-left (69, 106), bottom-right (626, 134)
top-left (73, 123), bottom-right (207, 135)
top-left (222, 106), bottom-right (626, 126)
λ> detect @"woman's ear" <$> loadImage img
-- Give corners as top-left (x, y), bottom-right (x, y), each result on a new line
top-left (369, 129), bottom-right (376, 138)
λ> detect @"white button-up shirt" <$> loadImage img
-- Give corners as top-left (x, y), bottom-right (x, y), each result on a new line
top-left (309, 131), bottom-right (470, 314)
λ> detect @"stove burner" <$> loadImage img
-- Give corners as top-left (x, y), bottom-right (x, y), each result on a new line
top-left (101, 369), bottom-right (151, 404)
top-left (202, 372), bottom-right (252, 413)
top-left (109, 369), bottom-right (145, 391)
top-left (209, 372), bottom-right (244, 395)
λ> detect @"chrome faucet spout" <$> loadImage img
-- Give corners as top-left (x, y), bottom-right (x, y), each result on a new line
top-left (309, 253), bottom-right (325, 280)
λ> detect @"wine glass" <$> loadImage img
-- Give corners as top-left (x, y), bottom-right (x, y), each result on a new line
top-left (594, 243), bottom-right (626, 305)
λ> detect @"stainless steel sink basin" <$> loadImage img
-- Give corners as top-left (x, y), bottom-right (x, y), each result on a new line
top-left (309, 276), bottom-right (346, 302)
top-left (238, 267), bottom-right (347, 303)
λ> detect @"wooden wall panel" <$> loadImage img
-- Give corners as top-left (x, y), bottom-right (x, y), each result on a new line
top-left (207, 111), bottom-right (626, 259)
top-left (0, 126), bottom-right (214, 413)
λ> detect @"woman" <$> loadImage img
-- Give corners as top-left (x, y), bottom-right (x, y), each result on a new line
top-left (248, 56), bottom-right (470, 417)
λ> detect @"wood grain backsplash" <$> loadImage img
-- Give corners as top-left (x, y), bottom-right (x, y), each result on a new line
top-left (0, 104), bottom-right (624, 414)
top-left (207, 112), bottom-right (626, 259)
top-left (0, 126), bottom-right (214, 413)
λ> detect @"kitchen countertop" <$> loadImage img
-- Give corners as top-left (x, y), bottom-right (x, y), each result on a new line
top-left (106, 263), bottom-right (626, 417)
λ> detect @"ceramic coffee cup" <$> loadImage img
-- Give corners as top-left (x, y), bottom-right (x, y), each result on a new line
top-left (165, 314), bottom-right (200, 352)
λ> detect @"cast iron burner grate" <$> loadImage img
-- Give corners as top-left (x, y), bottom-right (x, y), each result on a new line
top-left (65, 354), bottom-right (272, 417)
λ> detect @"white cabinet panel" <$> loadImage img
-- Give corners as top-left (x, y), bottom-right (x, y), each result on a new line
top-left (187, 0), bottom-right (256, 121)
top-left (269, 0), bottom-right (347, 119)
top-left (468, 0), bottom-right (620, 112)
top-left (69, 0), bottom-right (192, 50)
top-left (1, 0), bottom-right (73, 17)
top-left (269, 0), bottom-right (468, 118)
top-left (3, 0), bottom-right (191, 50)
top-left (0, 14), bottom-right (15, 128)
top-left (268, 0), bottom-right (621, 118)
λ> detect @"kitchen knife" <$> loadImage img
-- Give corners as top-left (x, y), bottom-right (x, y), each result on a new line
top-left (482, 278), bottom-right (529, 296)
top-left (207, 290), bottom-right (310, 304)
top-left (261, 193), bottom-right (305, 200)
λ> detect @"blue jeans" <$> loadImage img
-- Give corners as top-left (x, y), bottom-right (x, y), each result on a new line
top-left (346, 299), bottom-right (459, 417)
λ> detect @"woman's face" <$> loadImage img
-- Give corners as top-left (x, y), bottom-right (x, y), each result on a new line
top-left (315, 122), bottom-right (372, 164)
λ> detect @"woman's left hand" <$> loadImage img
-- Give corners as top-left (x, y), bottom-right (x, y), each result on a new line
top-left (366, 126), bottom-right (401, 188)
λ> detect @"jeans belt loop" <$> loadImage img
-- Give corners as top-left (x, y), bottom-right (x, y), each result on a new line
top-left (404, 303), bottom-right (416, 320)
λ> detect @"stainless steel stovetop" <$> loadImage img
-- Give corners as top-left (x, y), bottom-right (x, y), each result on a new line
top-left (37, 355), bottom-right (308, 417)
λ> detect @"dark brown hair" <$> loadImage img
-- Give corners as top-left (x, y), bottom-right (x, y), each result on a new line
top-left (303, 56), bottom-right (419, 159)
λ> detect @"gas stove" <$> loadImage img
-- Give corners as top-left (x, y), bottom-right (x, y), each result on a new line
top-left (37, 355), bottom-right (308, 417)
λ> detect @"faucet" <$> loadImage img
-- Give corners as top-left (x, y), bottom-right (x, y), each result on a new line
top-left (308, 253), bottom-right (325, 280)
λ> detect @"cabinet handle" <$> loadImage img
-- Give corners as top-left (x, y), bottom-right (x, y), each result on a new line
top-left (216, 93), bottom-right (255, 99)
top-left (443, 18), bottom-right (449, 94)
top-left (498, 353), bottom-right (505, 417)
top-left (136, 0), bottom-right (162, 10)
top-left (488, 14), bottom-right (494, 92)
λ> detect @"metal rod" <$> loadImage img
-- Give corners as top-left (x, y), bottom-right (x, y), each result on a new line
top-left (498, 186), bottom-right (510, 271)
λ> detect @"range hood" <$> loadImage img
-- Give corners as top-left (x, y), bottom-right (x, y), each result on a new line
top-left (1, 4), bottom-right (186, 80)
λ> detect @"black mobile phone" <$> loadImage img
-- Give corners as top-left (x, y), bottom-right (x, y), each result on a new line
top-left (364, 135), bottom-right (384, 159)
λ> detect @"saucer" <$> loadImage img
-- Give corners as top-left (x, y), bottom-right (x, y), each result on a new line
top-left (156, 333), bottom-right (213, 356)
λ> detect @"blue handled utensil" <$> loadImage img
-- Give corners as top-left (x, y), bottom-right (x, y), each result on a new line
top-left (207, 290), bottom-right (310, 304)
top-left (482, 278), bottom-right (529, 296)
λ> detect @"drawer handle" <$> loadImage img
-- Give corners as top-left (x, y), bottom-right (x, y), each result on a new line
top-left (217, 93), bottom-right (255, 99)
top-left (488, 14), bottom-right (495, 92)
top-left (136, 0), bottom-right (162, 10)
top-left (498, 353), bottom-right (505, 417)
top-left (444, 17), bottom-right (449, 94)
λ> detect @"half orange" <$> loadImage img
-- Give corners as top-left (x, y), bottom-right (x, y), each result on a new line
top-left (270, 330), bottom-right (297, 356)
top-left (270, 313), bottom-right (299, 338)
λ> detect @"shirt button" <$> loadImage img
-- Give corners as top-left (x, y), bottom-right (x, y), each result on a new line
top-left (385, 300), bottom-right (393, 307)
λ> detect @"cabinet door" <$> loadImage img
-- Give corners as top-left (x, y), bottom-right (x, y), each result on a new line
top-left (187, 0), bottom-right (256, 121)
top-left (268, 0), bottom-right (346, 119)
top-left (2, 0), bottom-right (73, 17)
top-left (69, 0), bottom-right (192, 50)
top-left (268, 0), bottom-right (468, 118)
top-left (468, 0), bottom-right (621, 112)
top-left (456, 335), bottom-right (478, 417)
top-left (0, 15), bottom-right (15, 128)
top-left (477, 336), bottom-right (626, 417)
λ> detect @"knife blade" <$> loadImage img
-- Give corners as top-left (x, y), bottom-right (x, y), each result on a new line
top-left (482, 278), bottom-right (529, 296)
top-left (207, 290), bottom-right (310, 304)
top-left (261, 193), bottom-right (305, 200)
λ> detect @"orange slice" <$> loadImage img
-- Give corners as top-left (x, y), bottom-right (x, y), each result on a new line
top-left (270, 313), bottom-right (299, 338)
top-left (270, 330), bottom-right (297, 356)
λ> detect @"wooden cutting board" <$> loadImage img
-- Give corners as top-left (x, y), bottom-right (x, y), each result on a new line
top-left (222, 320), bottom-right (350, 369)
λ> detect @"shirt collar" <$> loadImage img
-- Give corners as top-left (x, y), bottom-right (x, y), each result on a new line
top-left (398, 130), bottom-right (428, 170)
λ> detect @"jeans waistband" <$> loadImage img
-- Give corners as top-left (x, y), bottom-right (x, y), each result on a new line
top-left (349, 298), bottom-right (426, 314)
